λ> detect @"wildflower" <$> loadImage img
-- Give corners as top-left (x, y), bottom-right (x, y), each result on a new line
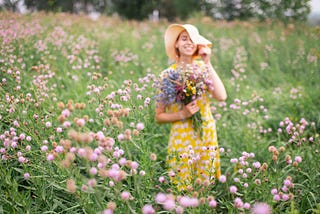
top-left (229, 185), bottom-right (238, 194)
top-left (163, 199), bottom-right (175, 211)
top-left (234, 197), bottom-right (243, 208)
top-left (18, 156), bottom-right (26, 163)
top-left (47, 153), bottom-right (55, 161)
top-left (150, 153), bottom-right (157, 161)
top-left (88, 179), bottom-right (97, 187)
top-left (283, 179), bottom-right (292, 187)
top-left (179, 196), bottom-right (199, 208)
top-left (24, 173), bottom-right (30, 179)
top-left (219, 175), bottom-right (227, 183)
top-left (271, 188), bottom-right (278, 195)
top-left (120, 191), bottom-right (132, 201)
top-left (294, 156), bottom-right (302, 163)
top-left (244, 202), bottom-right (251, 209)
top-left (175, 206), bottom-right (184, 214)
top-left (76, 118), bottom-right (86, 127)
top-left (102, 209), bottom-right (113, 214)
top-left (136, 123), bottom-right (145, 131)
top-left (117, 134), bottom-right (125, 141)
top-left (159, 176), bottom-right (165, 183)
top-left (118, 158), bottom-right (127, 166)
top-left (11, 141), bottom-right (18, 148)
top-left (253, 162), bottom-right (261, 169)
top-left (131, 161), bottom-right (139, 170)
top-left (282, 194), bottom-right (289, 201)
top-left (273, 194), bottom-right (281, 201)
top-left (63, 121), bottom-right (71, 128)
top-left (168, 171), bottom-right (175, 177)
top-left (61, 109), bottom-right (70, 117)
top-left (281, 186), bottom-right (289, 192)
top-left (208, 199), bottom-right (217, 208)
top-left (234, 177), bottom-right (240, 182)
top-left (55, 145), bottom-right (64, 153)
top-left (66, 179), bottom-right (77, 193)
top-left (89, 167), bottom-right (98, 175)
top-left (142, 204), bottom-right (155, 214)
top-left (41, 145), bottom-right (48, 151)
top-left (230, 158), bottom-right (238, 163)
top-left (155, 193), bottom-right (167, 204)
top-left (251, 202), bottom-right (271, 214)
top-left (255, 179), bottom-right (261, 185)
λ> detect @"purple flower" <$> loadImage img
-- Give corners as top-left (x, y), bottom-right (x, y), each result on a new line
top-left (24, 173), bottom-right (30, 179)
top-left (142, 204), bottom-right (155, 214)
top-left (229, 185), bottom-right (238, 194)
top-left (251, 202), bottom-right (271, 214)
top-left (209, 199), bottom-right (217, 208)
top-left (136, 123), bottom-right (145, 131)
top-left (219, 175), bottom-right (227, 183)
top-left (47, 154), bottom-right (55, 161)
top-left (294, 156), bottom-right (302, 163)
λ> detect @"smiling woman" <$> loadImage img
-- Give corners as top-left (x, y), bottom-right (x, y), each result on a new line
top-left (155, 23), bottom-right (227, 191)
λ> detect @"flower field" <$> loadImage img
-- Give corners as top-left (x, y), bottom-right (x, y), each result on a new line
top-left (0, 12), bottom-right (319, 213)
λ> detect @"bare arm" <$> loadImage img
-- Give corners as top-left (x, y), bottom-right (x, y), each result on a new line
top-left (206, 63), bottom-right (227, 101)
top-left (154, 101), bottom-right (199, 124)
top-left (199, 46), bottom-right (227, 101)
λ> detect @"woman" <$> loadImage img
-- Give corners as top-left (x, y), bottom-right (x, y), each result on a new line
top-left (155, 24), bottom-right (227, 191)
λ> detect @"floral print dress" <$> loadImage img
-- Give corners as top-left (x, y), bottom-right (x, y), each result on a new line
top-left (161, 64), bottom-right (221, 191)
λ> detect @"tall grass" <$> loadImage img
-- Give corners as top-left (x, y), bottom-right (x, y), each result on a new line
top-left (0, 12), bottom-right (319, 213)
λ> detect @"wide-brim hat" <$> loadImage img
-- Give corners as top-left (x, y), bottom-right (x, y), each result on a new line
top-left (164, 24), bottom-right (212, 60)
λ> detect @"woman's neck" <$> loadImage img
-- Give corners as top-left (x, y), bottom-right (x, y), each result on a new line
top-left (176, 56), bottom-right (193, 66)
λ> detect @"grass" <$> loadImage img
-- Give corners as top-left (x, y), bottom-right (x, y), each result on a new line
top-left (0, 11), bottom-right (319, 213)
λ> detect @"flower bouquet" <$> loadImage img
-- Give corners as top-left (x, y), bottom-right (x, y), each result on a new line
top-left (156, 62), bottom-right (214, 137)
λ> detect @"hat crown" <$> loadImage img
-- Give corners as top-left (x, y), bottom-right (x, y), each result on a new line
top-left (183, 24), bottom-right (200, 36)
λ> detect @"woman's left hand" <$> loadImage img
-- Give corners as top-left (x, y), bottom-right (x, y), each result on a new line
top-left (198, 45), bottom-right (211, 64)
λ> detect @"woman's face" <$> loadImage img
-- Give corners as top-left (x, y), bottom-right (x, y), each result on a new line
top-left (175, 30), bottom-right (197, 58)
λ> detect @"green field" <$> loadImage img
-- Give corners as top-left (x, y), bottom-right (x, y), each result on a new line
top-left (0, 12), bottom-right (319, 213)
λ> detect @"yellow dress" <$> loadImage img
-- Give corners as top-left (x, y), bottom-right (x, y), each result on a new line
top-left (161, 63), bottom-right (221, 191)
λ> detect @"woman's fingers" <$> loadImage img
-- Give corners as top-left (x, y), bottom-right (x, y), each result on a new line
top-left (186, 101), bottom-right (199, 115)
top-left (198, 46), bottom-right (211, 63)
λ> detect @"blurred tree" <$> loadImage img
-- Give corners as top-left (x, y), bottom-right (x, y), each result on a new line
top-left (110, 0), bottom-right (212, 21)
top-left (211, 0), bottom-right (311, 22)
top-left (0, 0), bottom-right (21, 12)
top-left (173, 0), bottom-right (206, 20)
top-left (23, 0), bottom-right (112, 14)
top-left (110, 0), bottom-right (158, 20)
top-left (24, 0), bottom-right (74, 12)
top-left (11, 0), bottom-right (311, 22)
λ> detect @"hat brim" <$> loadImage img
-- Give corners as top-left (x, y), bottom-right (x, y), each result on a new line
top-left (164, 24), bottom-right (212, 60)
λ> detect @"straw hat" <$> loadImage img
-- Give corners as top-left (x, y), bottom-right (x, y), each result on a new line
top-left (164, 24), bottom-right (212, 60)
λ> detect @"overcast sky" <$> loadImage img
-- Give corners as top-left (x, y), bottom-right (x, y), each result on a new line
top-left (310, 0), bottom-right (320, 13)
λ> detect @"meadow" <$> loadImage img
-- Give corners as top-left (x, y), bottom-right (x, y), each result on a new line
top-left (0, 12), bottom-right (319, 213)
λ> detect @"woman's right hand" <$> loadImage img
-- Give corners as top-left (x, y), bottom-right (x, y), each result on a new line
top-left (182, 100), bottom-right (199, 119)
